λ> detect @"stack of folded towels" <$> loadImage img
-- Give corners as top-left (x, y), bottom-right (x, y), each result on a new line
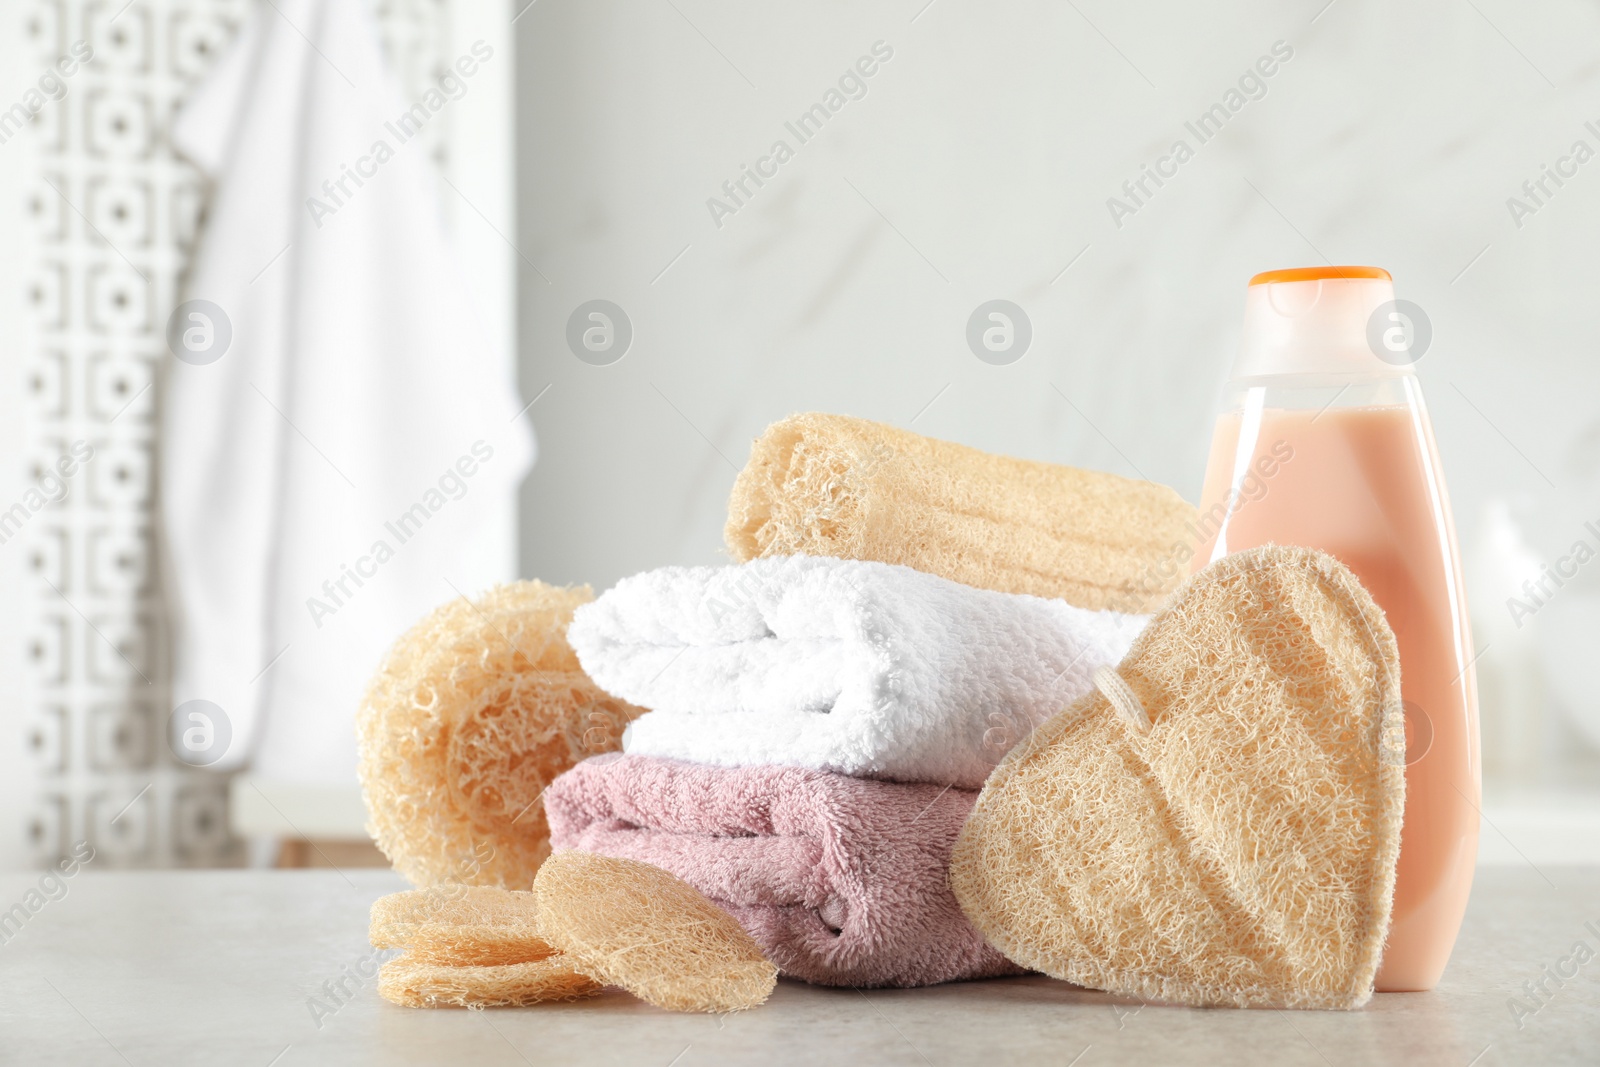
top-left (544, 413), bottom-right (1197, 988)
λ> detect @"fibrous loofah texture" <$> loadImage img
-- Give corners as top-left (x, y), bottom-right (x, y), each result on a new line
top-left (950, 546), bottom-right (1407, 1010)
top-left (534, 851), bottom-right (778, 1013)
top-left (357, 581), bottom-right (646, 889)
top-left (377, 954), bottom-right (601, 1009)
top-left (370, 885), bottom-right (555, 966)
top-left (725, 413), bottom-right (1198, 612)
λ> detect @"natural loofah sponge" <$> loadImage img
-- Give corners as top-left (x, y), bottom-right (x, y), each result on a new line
top-left (950, 546), bottom-right (1406, 1010)
top-left (533, 851), bottom-right (778, 1013)
top-left (725, 413), bottom-right (1198, 612)
top-left (377, 954), bottom-right (601, 1008)
top-left (370, 885), bottom-right (554, 966)
top-left (357, 581), bottom-right (646, 889)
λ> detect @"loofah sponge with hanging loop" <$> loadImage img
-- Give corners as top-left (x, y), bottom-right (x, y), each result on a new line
top-left (534, 851), bottom-right (779, 1013)
top-left (725, 413), bottom-right (1198, 612)
top-left (357, 581), bottom-right (647, 889)
top-left (370, 885), bottom-right (555, 966)
top-left (950, 546), bottom-right (1407, 1010)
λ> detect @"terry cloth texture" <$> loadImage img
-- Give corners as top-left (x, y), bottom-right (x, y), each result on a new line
top-left (566, 555), bottom-right (1146, 788)
top-left (950, 546), bottom-right (1406, 1010)
top-left (725, 413), bottom-right (1197, 612)
top-left (545, 753), bottom-right (1024, 988)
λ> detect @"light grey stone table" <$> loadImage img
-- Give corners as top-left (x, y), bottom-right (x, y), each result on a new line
top-left (1, 867), bottom-right (1596, 1066)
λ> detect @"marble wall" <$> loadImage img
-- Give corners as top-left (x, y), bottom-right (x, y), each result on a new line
top-left (514, 1), bottom-right (1600, 777)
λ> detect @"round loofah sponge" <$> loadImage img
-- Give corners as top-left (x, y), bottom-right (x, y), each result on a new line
top-left (533, 851), bottom-right (778, 1013)
top-left (377, 954), bottom-right (601, 1009)
top-left (950, 546), bottom-right (1407, 1010)
top-left (357, 581), bottom-right (647, 889)
top-left (370, 885), bottom-right (554, 966)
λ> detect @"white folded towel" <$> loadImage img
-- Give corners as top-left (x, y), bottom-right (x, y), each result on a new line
top-left (567, 555), bottom-right (1147, 787)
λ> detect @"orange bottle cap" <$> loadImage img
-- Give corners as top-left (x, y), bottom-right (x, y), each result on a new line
top-left (1248, 265), bottom-right (1392, 286)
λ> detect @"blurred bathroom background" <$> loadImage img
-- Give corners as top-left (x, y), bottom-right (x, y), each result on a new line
top-left (1, 0), bottom-right (1597, 871)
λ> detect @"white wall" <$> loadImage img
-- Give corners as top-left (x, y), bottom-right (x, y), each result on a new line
top-left (513, 1), bottom-right (1600, 783)
top-left (513, 0), bottom-right (1598, 577)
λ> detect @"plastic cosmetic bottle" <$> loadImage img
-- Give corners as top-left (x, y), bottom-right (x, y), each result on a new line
top-left (1191, 266), bottom-right (1480, 992)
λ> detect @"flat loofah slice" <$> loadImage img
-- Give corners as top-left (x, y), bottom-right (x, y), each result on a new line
top-left (725, 413), bottom-right (1198, 612)
top-left (377, 953), bottom-right (601, 1008)
top-left (950, 546), bottom-right (1406, 1010)
top-left (370, 886), bottom-right (554, 966)
top-left (357, 581), bottom-right (646, 889)
top-left (533, 851), bottom-right (778, 1013)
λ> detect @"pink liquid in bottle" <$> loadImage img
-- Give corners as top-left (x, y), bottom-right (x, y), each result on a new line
top-left (1192, 267), bottom-right (1479, 991)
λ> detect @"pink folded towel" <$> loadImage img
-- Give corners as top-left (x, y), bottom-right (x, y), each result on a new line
top-left (544, 753), bottom-right (1022, 988)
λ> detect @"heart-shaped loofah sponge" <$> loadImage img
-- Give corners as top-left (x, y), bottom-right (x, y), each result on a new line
top-left (950, 546), bottom-right (1406, 1010)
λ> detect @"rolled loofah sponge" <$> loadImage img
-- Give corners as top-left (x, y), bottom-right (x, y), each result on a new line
top-left (950, 546), bottom-right (1407, 1010)
top-left (725, 413), bottom-right (1198, 612)
top-left (377, 954), bottom-right (601, 1008)
top-left (534, 851), bottom-right (779, 1013)
top-left (370, 885), bottom-right (555, 966)
top-left (357, 581), bottom-right (646, 889)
